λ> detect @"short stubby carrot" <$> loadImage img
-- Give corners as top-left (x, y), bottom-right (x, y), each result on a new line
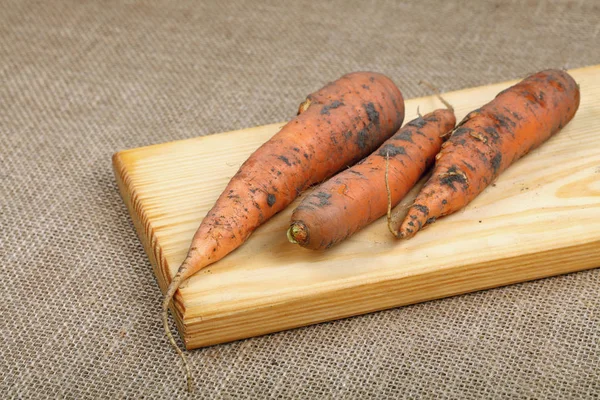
top-left (163, 72), bottom-right (405, 391)
top-left (399, 69), bottom-right (580, 239)
top-left (288, 108), bottom-right (455, 250)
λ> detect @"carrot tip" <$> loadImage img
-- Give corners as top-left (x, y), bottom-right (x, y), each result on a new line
top-left (286, 226), bottom-right (298, 244)
top-left (288, 222), bottom-right (308, 245)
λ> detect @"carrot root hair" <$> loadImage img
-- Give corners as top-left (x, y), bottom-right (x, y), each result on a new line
top-left (385, 150), bottom-right (401, 238)
top-left (419, 80), bottom-right (454, 112)
top-left (162, 269), bottom-right (194, 393)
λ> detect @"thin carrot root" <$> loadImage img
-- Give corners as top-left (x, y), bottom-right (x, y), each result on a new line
top-left (385, 150), bottom-right (400, 238)
top-left (297, 98), bottom-right (312, 115)
top-left (419, 80), bottom-right (454, 112)
top-left (162, 270), bottom-right (194, 393)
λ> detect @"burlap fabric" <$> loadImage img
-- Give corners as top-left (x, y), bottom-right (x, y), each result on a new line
top-left (2, 0), bottom-right (599, 398)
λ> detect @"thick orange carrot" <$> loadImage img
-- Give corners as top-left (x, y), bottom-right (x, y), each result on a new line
top-left (164, 72), bottom-right (405, 391)
top-left (399, 69), bottom-right (580, 239)
top-left (288, 106), bottom-right (455, 250)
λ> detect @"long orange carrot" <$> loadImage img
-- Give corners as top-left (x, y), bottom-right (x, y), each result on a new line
top-left (164, 72), bottom-right (405, 391)
top-left (399, 69), bottom-right (580, 239)
top-left (288, 102), bottom-right (455, 250)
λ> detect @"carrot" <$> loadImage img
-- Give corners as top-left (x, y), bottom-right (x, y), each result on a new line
top-left (164, 72), bottom-right (405, 391)
top-left (398, 69), bottom-right (580, 239)
top-left (287, 93), bottom-right (455, 250)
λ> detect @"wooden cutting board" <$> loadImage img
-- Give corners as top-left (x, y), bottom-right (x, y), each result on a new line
top-left (113, 65), bottom-right (600, 350)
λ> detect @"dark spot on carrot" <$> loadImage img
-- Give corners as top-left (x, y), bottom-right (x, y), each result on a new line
top-left (362, 84), bottom-right (370, 90)
top-left (440, 166), bottom-right (468, 190)
top-left (394, 130), bottom-right (413, 143)
top-left (495, 113), bottom-right (516, 132)
top-left (462, 160), bottom-right (476, 171)
top-left (320, 100), bottom-right (344, 115)
top-left (369, 76), bottom-right (375, 82)
top-left (442, 199), bottom-right (447, 205)
top-left (440, 176), bottom-right (462, 190)
top-left (412, 204), bottom-right (429, 216)
top-left (267, 193), bottom-right (276, 207)
top-left (343, 131), bottom-right (353, 139)
top-left (379, 144), bottom-right (406, 157)
top-left (408, 117), bottom-right (426, 128)
top-left (454, 138), bottom-right (467, 146)
top-left (452, 127), bottom-right (472, 137)
top-left (476, 148), bottom-right (488, 165)
top-left (484, 126), bottom-right (499, 139)
top-left (357, 129), bottom-right (368, 149)
top-left (426, 217), bottom-right (436, 225)
top-left (408, 221), bottom-right (414, 227)
top-left (314, 192), bottom-right (332, 207)
top-left (278, 155), bottom-right (291, 166)
top-left (490, 152), bottom-right (502, 175)
top-left (424, 115), bottom-right (439, 123)
top-left (292, 147), bottom-right (300, 152)
top-left (348, 170), bottom-right (363, 176)
top-left (295, 204), bottom-right (315, 212)
top-left (364, 102), bottom-right (380, 125)
top-left (410, 214), bottom-right (417, 220)
top-left (415, 130), bottom-right (426, 137)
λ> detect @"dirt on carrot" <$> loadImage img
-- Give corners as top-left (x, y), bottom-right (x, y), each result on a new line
top-left (398, 69), bottom-right (580, 239)
top-left (163, 72), bottom-right (405, 391)
top-left (288, 101), bottom-right (455, 249)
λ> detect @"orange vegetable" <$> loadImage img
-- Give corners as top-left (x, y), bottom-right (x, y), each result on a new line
top-left (288, 104), bottom-right (455, 249)
top-left (398, 69), bottom-right (580, 239)
top-left (164, 72), bottom-right (405, 391)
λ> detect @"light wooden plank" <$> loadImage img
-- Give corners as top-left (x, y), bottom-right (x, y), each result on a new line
top-left (113, 65), bottom-right (600, 349)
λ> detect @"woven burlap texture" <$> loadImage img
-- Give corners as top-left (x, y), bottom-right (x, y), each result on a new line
top-left (2, 0), bottom-right (599, 398)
